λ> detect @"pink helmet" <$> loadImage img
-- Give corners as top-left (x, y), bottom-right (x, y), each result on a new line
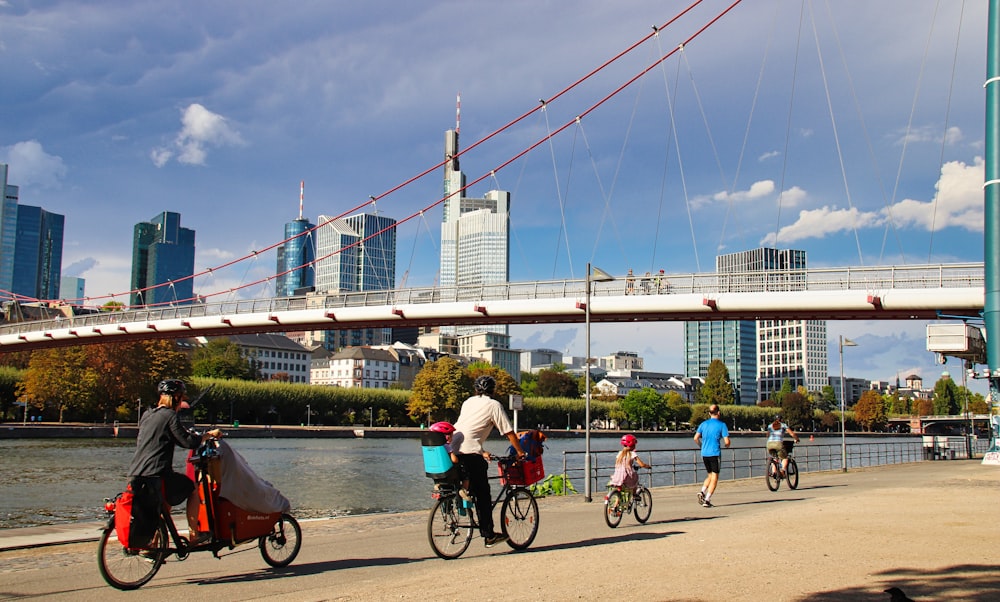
top-left (429, 421), bottom-right (456, 435)
top-left (621, 434), bottom-right (637, 448)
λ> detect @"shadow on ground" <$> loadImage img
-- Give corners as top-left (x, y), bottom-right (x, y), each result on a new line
top-left (798, 563), bottom-right (1000, 602)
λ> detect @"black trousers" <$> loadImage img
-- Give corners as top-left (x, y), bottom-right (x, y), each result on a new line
top-left (457, 453), bottom-right (493, 537)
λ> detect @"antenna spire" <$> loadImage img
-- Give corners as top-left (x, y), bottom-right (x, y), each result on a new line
top-left (456, 92), bottom-right (461, 134)
top-left (299, 180), bottom-right (304, 219)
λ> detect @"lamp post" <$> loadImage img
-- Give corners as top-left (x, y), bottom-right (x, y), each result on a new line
top-left (584, 262), bottom-right (614, 502)
top-left (306, 404), bottom-right (311, 427)
top-left (838, 335), bottom-right (857, 472)
top-left (369, 406), bottom-right (374, 428)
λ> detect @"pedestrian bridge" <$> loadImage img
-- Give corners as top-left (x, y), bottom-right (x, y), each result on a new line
top-left (0, 262), bottom-right (984, 352)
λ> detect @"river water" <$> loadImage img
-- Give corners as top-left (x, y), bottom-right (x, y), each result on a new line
top-left (0, 434), bottom-right (919, 530)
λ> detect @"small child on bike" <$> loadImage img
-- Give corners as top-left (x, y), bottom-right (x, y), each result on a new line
top-left (429, 421), bottom-right (473, 502)
top-left (765, 415), bottom-right (800, 476)
top-left (610, 434), bottom-right (652, 495)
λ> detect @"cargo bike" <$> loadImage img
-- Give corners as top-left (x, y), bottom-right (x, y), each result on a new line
top-left (97, 438), bottom-right (301, 590)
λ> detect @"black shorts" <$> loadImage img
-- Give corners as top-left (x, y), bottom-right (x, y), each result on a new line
top-left (702, 455), bottom-right (721, 474)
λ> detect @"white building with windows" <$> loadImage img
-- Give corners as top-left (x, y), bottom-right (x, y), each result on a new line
top-left (221, 333), bottom-right (311, 383)
top-left (312, 346), bottom-right (399, 388)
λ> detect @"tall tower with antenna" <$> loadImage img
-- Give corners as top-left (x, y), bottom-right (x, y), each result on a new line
top-left (275, 181), bottom-right (316, 297)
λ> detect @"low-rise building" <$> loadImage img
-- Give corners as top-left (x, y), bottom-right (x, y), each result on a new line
top-left (225, 333), bottom-right (311, 383)
top-left (312, 346), bottom-right (399, 388)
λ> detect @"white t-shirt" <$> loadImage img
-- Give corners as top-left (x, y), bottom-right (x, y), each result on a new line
top-left (453, 394), bottom-right (514, 454)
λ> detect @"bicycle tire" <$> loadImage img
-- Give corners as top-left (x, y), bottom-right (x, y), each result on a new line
top-left (97, 522), bottom-right (167, 591)
top-left (259, 513), bottom-right (302, 568)
top-left (786, 458), bottom-right (799, 490)
top-left (633, 487), bottom-right (653, 523)
top-left (604, 490), bottom-right (623, 528)
top-left (501, 488), bottom-right (539, 549)
top-left (765, 458), bottom-right (781, 492)
top-left (427, 496), bottom-right (473, 559)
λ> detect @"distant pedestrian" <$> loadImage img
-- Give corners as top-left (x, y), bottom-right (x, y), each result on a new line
top-left (694, 404), bottom-right (730, 508)
top-left (655, 269), bottom-right (667, 293)
top-left (641, 271), bottom-right (651, 294)
top-left (625, 269), bottom-right (635, 295)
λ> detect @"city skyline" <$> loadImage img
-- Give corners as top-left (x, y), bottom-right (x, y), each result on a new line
top-left (0, 1), bottom-right (989, 391)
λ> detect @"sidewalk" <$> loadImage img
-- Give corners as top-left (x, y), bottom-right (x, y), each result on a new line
top-left (0, 520), bottom-right (106, 551)
top-left (1, 460), bottom-right (998, 601)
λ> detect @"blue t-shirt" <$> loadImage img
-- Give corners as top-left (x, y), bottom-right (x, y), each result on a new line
top-left (696, 417), bottom-right (729, 457)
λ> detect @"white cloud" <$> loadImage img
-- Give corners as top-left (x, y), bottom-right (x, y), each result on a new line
top-left (761, 205), bottom-right (883, 246)
top-left (712, 180), bottom-right (775, 203)
top-left (894, 125), bottom-right (965, 146)
top-left (758, 150), bottom-right (780, 162)
top-left (151, 104), bottom-right (245, 167)
top-left (0, 140), bottom-right (67, 188)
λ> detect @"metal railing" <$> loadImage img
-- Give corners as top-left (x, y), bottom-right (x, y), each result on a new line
top-left (556, 439), bottom-right (989, 496)
top-left (0, 262), bottom-right (983, 337)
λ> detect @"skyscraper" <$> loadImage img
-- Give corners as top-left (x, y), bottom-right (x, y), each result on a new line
top-left (12, 204), bottom-right (64, 301)
top-left (684, 320), bottom-right (758, 405)
top-left (276, 181), bottom-right (316, 297)
top-left (685, 247), bottom-right (828, 403)
top-left (60, 276), bottom-right (86, 301)
top-left (312, 211), bottom-right (397, 350)
top-left (439, 118), bottom-right (511, 337)
top-left (130, 211), bottom-right (196, 306)
top-left (0, 164), bottom-right (19, 296)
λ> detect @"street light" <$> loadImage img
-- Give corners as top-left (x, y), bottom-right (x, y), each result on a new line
top-left (584, 262), bottom-right (614, 502)
top-left (839, 335), bottom-right (857, 472)
top-left (306, 404), bottom-right (311, 427)
top-left (369, 406), bottom-right (374, 428)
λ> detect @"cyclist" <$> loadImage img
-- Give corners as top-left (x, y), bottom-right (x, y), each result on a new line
top-left (765, 415), bottom-right (800, 476)
top-left (610, 434), bottom-right (652, 495)
top-left (428, 421), bottom-right (472, 502)
top-left (453, 375), bottom-right (526, 548)
top-left (127, 379), bottom-right (222, 546)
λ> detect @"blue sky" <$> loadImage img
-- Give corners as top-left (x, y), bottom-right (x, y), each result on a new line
top-left (0, 0), bottom-right (989, 393)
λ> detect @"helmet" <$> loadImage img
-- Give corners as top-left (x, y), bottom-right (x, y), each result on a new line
top-left (621, 434), bottom-right (638, 448)
top-left (157, 379), bottom-right (187, 396)
top-left (473, 375), bottom-right (496, 395)
top-left (773, 415), bottom-right (782, 422)
top-left (429, 421), bottom-right (455, 435)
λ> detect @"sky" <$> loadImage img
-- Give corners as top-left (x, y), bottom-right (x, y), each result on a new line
top-left (0, 0), bottom-right (991, 393)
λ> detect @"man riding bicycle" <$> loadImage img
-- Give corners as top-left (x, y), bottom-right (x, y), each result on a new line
top-left (765, 415), bottom-right (800, 476)
top-left (453, 375), bottom-right (526, 548)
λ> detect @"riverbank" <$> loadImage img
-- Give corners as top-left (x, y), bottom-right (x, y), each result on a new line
top-left (1, 460), bottom-right (997, 600)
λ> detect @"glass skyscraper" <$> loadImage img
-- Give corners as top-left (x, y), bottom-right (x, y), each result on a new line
top-left (130, 211), bottom-right (196, 306)
top-left (0, 164), bottom-right (19, 297)
top-left (312, 211), bottom-right (397, 350)
top-left (12, 204), bottom-right (64, 301)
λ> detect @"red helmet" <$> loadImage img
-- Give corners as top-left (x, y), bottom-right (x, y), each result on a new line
top-left (621, 434), bottom-right (637, 448)
top-left (429, 421), bottom-right (456, 435)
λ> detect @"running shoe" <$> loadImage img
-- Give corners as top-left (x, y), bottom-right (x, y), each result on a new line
top-left (697, 491), bottom-right (705, 505)
top-left (701, 499), bottom-right (714, 508)
top-left (484, 533), bottom-right (509, 548)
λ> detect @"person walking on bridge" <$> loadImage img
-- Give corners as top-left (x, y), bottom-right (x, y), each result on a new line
top-left (694, 404), bottom-right (730, 508)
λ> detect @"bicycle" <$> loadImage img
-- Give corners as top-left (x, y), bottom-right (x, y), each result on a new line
top-left (426, 454), bottom-right (540, 559)
top-left (765, 440), bottom-right (799, 491)
top-left (603, 468), bottom-right (653, 528)
top-left (97, 439), bottom-right (302, 590)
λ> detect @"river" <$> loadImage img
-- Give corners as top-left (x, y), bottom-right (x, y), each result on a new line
top-left (0, 433), bottom-right (922, 530)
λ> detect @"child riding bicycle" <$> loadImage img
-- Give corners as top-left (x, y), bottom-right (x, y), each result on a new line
top-left (765, 415), bottom-right (800, 476)
top-left (609, 434), bottom-right (652, 499)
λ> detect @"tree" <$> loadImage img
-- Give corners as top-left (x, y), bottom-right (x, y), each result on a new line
top-left (772, 379), bottom-right (793, 407)
top-left (932, 377), bottom-right (961, 415)
top-left (913, 397), bottom-right (934, 416)
top-left (408, 357), bottom-right (471, 422)
top-left (816, 385), bottom-right (838, 412)
top-left (192, 338), bottom-right (254, 380)
top-left (619, 387), bottom-right (664, 429)
top-left (467, 363), bottom-right (519, 400)
top-left (698, 359), bottom-right (734, 405)
top-left (18, 347), bottom-right (100, 422)
top-left (665, 391), bottom-right (691, 429)
top-left (780, 391), bottom-right (812, 430)
top-left (519, 371), bottom-right (538, 397)
top-left (535, 368), bottom-right (579, 398)
top-left (853, 390), bottom-right (887, 431)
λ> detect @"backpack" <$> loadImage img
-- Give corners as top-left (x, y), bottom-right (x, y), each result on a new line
top-left (114, 477), bottom-right (161, 549)
top-left (510, 429), bottom-right (547, 461)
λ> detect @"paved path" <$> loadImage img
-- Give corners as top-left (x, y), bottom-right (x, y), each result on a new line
top-left (0, 460), bottom-right (997, 601)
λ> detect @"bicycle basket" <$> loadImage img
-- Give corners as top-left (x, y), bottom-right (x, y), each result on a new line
top-left (498, 457), bottom-right (545, 486)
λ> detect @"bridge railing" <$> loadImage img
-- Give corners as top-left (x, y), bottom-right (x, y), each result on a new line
top-left (0, 262), bottom-right (983, 337)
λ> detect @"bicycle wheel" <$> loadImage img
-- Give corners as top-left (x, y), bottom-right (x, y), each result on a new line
top-left (765, 459), bottom-right (781, 491)
top-left (501, 488), bottom-right (539, 549)
top-left (786, 459), bottom-right (799, 490)
top-left (427, 496), bottom-right (473, 559)
top-left (259, 513), bottom-right (302, 568)
top-left (97, 522), bottom-right (167, 591)
top-left (604, 490), bottom-right (623, 528)
top-left (633, 487), bottom-right (653, 523)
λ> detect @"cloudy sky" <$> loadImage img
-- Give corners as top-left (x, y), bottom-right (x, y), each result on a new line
top-left (0, 0), bottom-right (990, 392)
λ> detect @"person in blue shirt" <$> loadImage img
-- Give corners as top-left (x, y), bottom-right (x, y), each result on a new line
top-left (766, 415), bottom-right (800, 476)
top-left (694, 404), bottom-right (730, 508)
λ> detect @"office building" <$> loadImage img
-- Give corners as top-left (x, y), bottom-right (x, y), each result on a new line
top-left (0, 164), bottom-right (17, 295)
top-left (130, 211), bottom-right (196, 306)
top-left (60, 276), bottom-right (86, 301)
top-left (686, 247), bottom-right (827, 402)
top-left (13, 204), bottom-right (64, 301)
top-left (439, 117), bottom-right (511, 339)
top-left (276, 182), bottom-right (316, 297)
top-left (312, 211), bottom-right (396, 351)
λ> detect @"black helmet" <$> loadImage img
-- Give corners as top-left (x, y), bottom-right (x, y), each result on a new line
top-left (773, 415), bottom-right (782, 422)
top-left (474, 375), bottom-right (496, 395)
top-left (157, 379), bottom-right (187, 396)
